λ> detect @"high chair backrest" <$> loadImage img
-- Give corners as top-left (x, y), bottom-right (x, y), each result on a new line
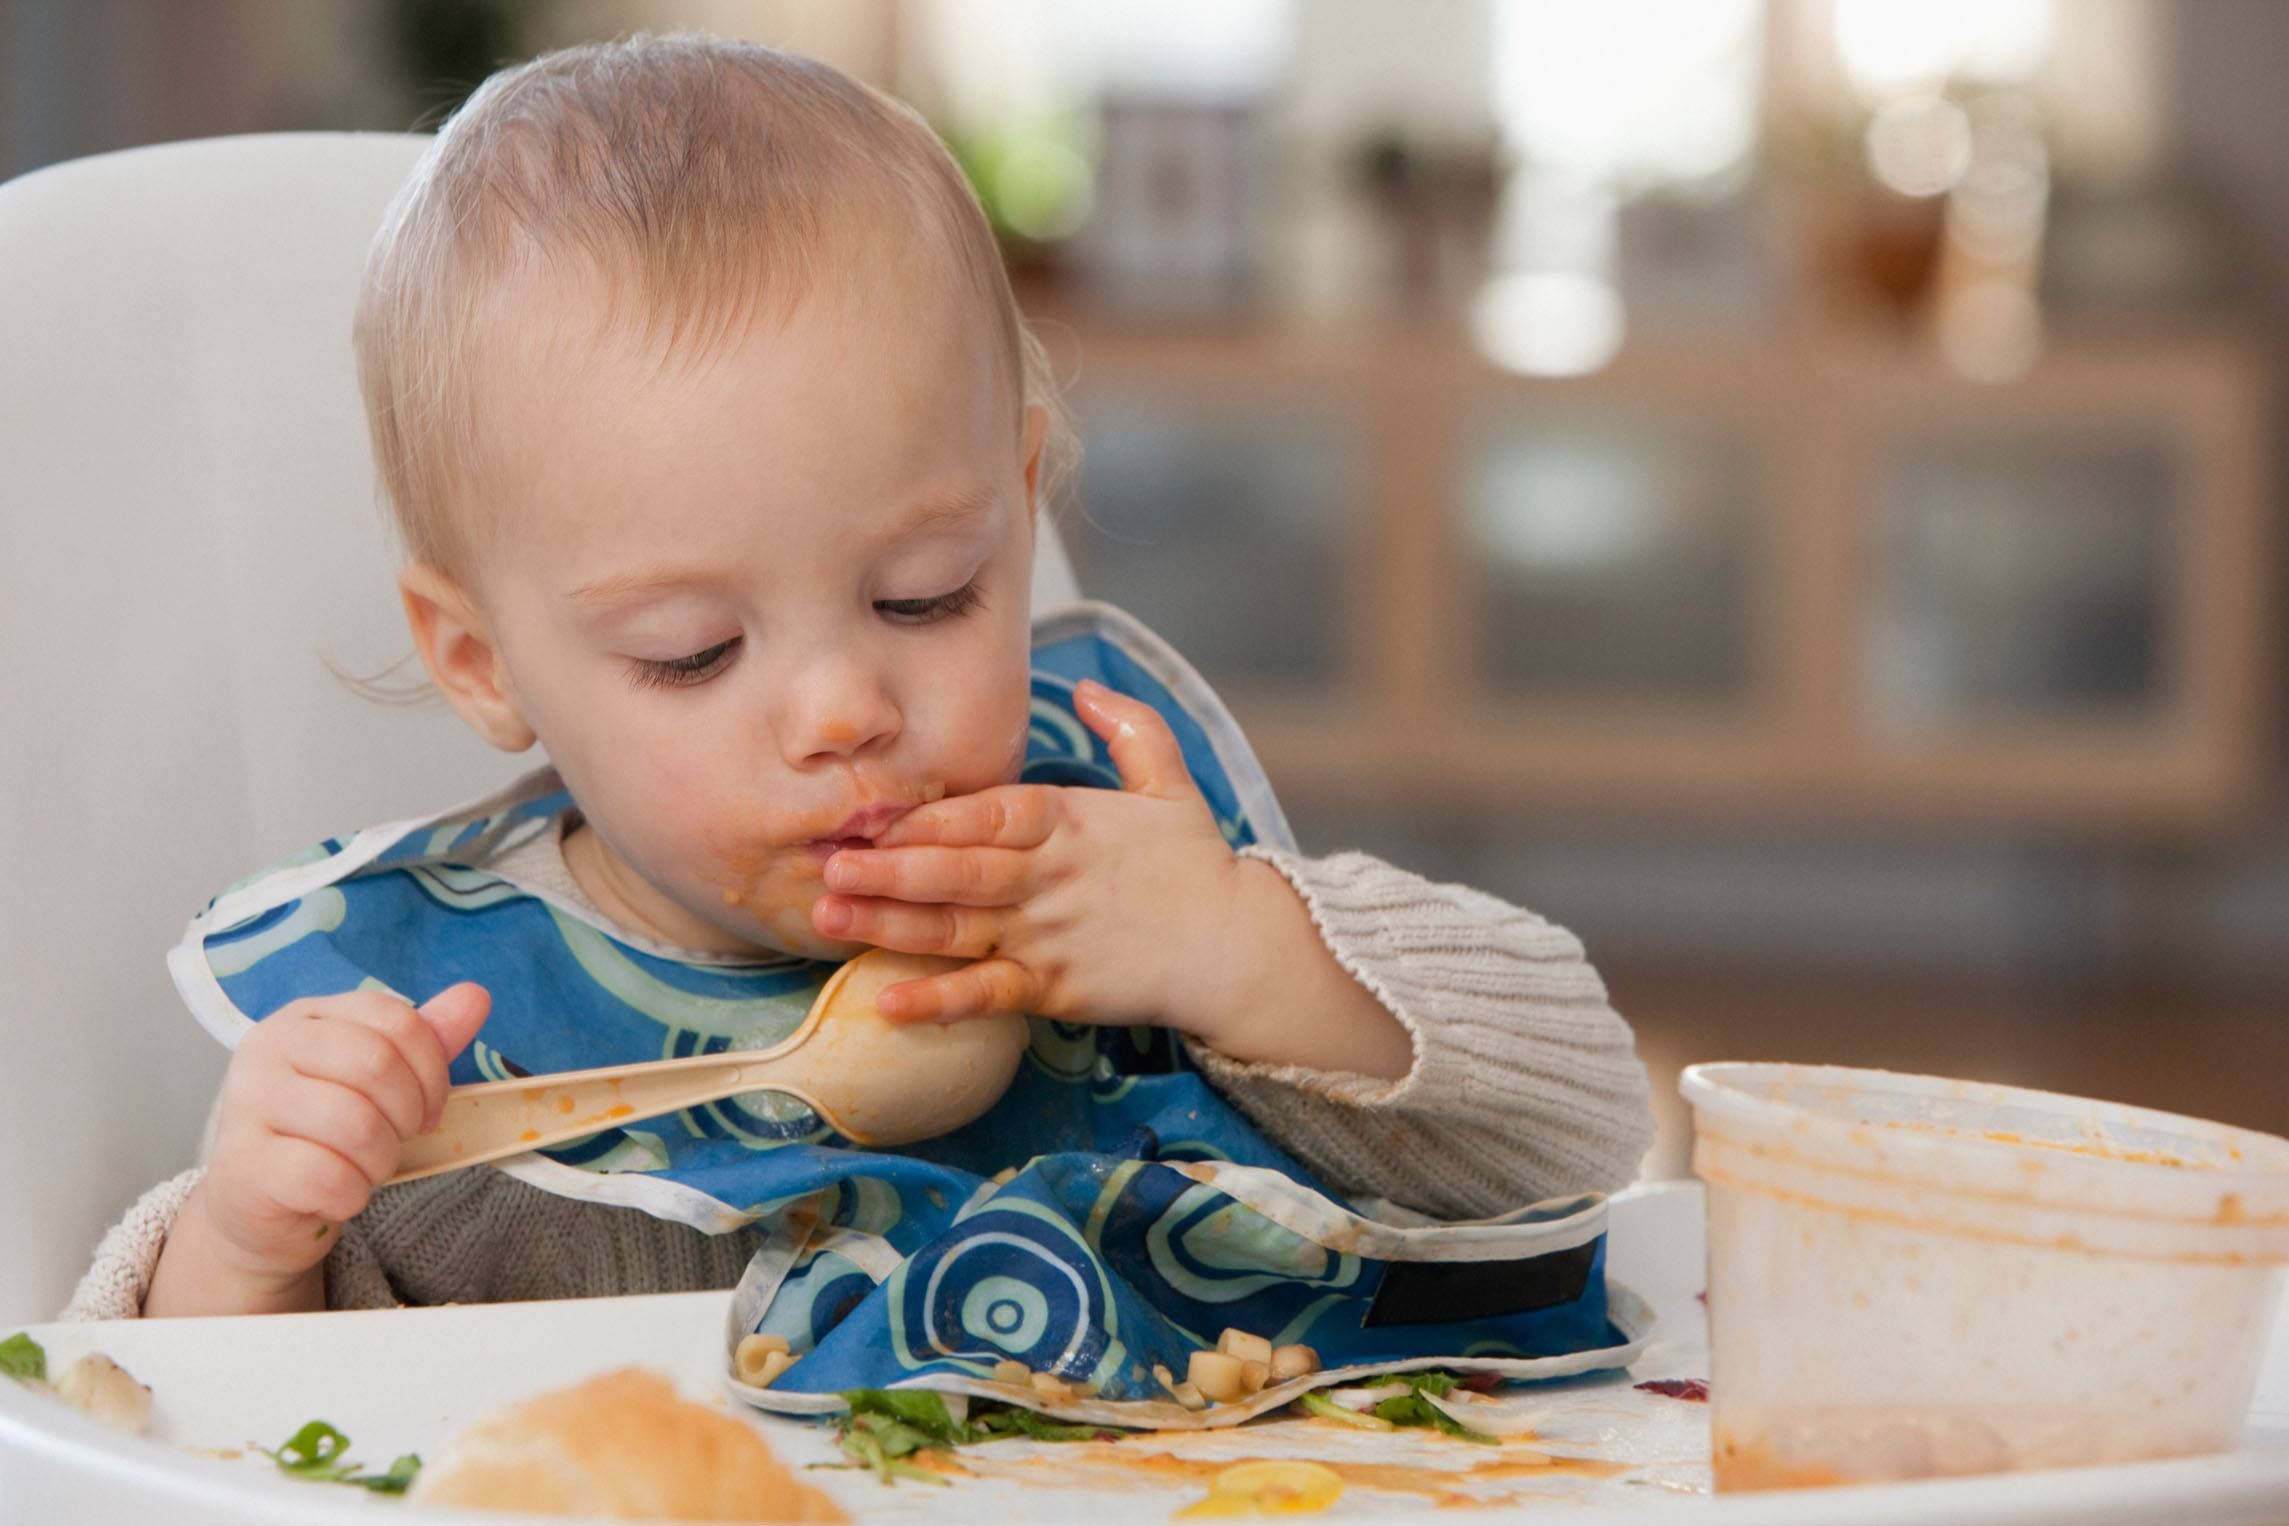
top-left (0, 132), bottom-right (1082, 1322)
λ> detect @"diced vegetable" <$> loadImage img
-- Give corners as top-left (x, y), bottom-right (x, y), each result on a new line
top-left (1188, 1350), bottom-right (1246, 1403)
top-left (1215, 1328), bottom-right (1273, 1366)
top-left (1268, 1344), bottom-right (1319, 1380)
top-left (55, 1353), bottom-right (151, 1436)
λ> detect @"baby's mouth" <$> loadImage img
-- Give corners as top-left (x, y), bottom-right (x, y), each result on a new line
top-left (798, 783), bottom-right (945, 864)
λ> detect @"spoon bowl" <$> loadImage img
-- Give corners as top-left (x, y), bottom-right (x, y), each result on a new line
top-left (391, 949), bottom-right (1032, 1183)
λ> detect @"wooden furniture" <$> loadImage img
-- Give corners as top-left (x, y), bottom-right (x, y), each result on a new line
top-left (1044, 313), bottom-right (2273, 832)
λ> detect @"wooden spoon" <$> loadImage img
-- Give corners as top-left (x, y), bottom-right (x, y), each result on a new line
top-left (389, 949), bottom-right (1030, 1184)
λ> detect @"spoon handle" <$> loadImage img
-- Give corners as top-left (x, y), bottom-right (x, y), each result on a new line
top-left (389, 1052), bottom-right (815, 1184)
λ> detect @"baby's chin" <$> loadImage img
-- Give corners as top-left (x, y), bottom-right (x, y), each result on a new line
top-left (707, 891), bottom-right (869, 963)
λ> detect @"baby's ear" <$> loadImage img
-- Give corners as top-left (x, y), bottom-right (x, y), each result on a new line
top-left (399, 561), bottom-right (537, 753)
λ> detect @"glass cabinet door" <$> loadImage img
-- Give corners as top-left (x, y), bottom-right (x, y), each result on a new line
top-left (1066, 394), bottom-right (1361, 684)
top-left (1461, 417), bottom-right (1762, 701)
top-left (1865, 435), bottom-right (2173, 736)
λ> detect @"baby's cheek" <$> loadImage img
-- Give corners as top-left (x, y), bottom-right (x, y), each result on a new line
top-left (932, 669), bottom-right (1034, 788)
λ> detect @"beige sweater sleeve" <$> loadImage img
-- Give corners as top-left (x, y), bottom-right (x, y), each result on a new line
top-left (1181, 845), bottom-right (1654, 1221)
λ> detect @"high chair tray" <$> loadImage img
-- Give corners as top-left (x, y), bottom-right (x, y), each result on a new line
top-left (4, 1181), bottom-right (2284, 1524)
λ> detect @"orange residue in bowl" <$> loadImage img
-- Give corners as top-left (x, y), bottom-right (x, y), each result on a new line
top-left (1981, 1131), bottom-right (2206, 1169)
top-left (1712, 1432), bottom-right (1849, 1493)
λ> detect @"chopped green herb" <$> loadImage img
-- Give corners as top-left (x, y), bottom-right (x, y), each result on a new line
top-left (968, 1405), bottom-right (1127, 1443)
top-left (260, 1419), bottom-right (421, 1493)
top-left (266, 1419), bottom-right (353, 1479)
top-left (1369, 1369), bottom-right (1460, 1397)
top-left (0, 1332), bottom-right (46, 1385)
top-left (1369, 1392), bottom-right (1496, 1444)
top-left (354, 1454), bottom-right (423, 1495)
top-left (830, 1387), bottom-right (1135, 1485)
top-left (845, 1389), bottom-right (967, 1438)
top-left (1294, 1390), bottom-right (1392, 1430)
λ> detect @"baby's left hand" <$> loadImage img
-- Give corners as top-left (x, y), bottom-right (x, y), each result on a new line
top-left (809, 679), bottom-right (1245, 1034)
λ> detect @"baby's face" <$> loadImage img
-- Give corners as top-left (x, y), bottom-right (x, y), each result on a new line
top-left (459, 261), bottom-right (1043, 959)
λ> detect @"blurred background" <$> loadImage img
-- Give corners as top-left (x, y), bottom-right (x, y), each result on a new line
top-left (4, 0), bottom-right (2285, 1177)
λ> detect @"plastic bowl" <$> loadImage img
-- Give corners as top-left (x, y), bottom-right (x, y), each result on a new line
top-left (1680, 1063), bottom-right (2289, 1492)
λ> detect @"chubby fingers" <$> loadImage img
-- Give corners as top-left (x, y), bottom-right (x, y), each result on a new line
top-left (811, 894), bottom-right (1010, 962)
top-left (1072, 680), bottom-right (1198, 801)
top-left (261, 1077), bottom-right (406, 1193)
top-left (877, 957), bottom-right (1041, 1025)
top-left (823, 844), bottom-right (1036, 906)
top-left (873, 785), bottom-right (1061, 849)
top-left (257, 1132), bottom-right (385, 1225)
top-left (259, 983), bottom-right (488, 1136)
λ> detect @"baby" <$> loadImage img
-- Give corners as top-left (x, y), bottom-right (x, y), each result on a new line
top-left (70, 35), bottom-right (1651, 1326)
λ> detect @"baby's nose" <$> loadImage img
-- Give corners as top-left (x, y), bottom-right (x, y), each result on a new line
top-left (781, 680), bottom-right (900, 766)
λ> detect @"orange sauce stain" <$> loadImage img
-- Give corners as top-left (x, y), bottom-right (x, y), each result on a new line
top-left (606, 1103), bottom-right (634, 1119)
top-left (946, 1439), bottom-right (1623, 1509)
top-left (557, 1096), bottom-right (576, 1114)
top-left (911, 1452), bottom-right (973, 1479)
top-left (519, 1129), bottom-right (541, 1143)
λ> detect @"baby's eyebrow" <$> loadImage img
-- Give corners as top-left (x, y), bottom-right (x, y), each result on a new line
top-left (566, 566), bottom-right (718, 610)
top-left (568, 489), bottom-right (998, 610)
top-left (893, 485), bottom-right (997, 539)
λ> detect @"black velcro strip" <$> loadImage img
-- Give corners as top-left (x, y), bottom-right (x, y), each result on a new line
top-left (1359, 1241), bottom-right (1598, 1327)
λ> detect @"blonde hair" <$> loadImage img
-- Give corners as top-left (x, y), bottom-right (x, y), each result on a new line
top-left (353, 32), bottom-right (1074, 578)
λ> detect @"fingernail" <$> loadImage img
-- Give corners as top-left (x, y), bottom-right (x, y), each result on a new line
top-left (824, 855), bottom-right (855, 890)
top-left (814, 899), bottom-right (853, 935)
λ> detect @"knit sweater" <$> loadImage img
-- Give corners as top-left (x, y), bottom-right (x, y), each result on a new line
top-left (63, 835), bottom-right (1652, 1321)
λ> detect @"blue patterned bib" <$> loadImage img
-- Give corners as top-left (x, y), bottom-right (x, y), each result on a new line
top-left (169, 602), bottom-right (1646, 1420)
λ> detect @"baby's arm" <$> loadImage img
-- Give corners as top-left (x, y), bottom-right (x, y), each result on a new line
top-left (1178, 847), bottom-right (1654, 1220)
top-left (1159, 855), bottom-right (1415, 1079)
top-left (139, 984), bottom-right (489, 1317)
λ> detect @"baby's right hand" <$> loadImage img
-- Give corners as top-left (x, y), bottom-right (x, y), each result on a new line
top-left (189, 983), bottom-right (491, 1288)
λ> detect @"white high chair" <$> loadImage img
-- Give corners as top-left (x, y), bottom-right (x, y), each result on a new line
top-left (0, 133), bottom-right (1083, 1324)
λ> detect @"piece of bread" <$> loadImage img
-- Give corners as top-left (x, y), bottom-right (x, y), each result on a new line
top-left (412, 1366), bottom-right (845, 1521)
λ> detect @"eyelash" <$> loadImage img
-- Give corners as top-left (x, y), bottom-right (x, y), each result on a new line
top-left (877, 579), bottom-right (985, 625)
top-left (625, 580), bottom-right (985, 690)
